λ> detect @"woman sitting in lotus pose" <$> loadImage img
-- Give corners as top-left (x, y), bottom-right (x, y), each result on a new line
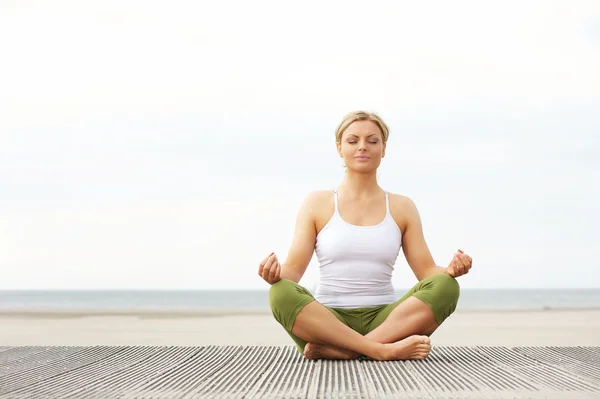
top-left (258, 111), bottom-right (472, 361)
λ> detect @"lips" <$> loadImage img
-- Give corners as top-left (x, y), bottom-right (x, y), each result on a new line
top-left (355, 156), bottom-right (370, 160)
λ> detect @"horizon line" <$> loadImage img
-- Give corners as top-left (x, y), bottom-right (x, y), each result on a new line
top-left (1, 287), bottom-right (600, 291)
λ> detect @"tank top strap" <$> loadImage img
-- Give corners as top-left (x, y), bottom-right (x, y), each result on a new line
top-left (333, 189), bottom-right (339, 214)
top-left (384, 191), bottom-right (390, 215)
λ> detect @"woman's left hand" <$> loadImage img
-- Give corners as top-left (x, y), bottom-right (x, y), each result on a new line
top-left (445, 249), bottom-right (472, 278)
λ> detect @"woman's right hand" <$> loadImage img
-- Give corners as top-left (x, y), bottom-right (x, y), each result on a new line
top-left (258, 252), bottom-right (282, 285)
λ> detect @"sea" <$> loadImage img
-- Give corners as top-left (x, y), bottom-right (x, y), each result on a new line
top-left (0, 289), bottom-right (599, 312)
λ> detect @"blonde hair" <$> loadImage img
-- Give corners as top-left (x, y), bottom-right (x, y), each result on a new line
top-left (335, 111), bottom-right (390, 144)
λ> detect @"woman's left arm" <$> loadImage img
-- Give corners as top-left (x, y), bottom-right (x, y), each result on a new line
top-left (392, 195), bottom-right (472, 281)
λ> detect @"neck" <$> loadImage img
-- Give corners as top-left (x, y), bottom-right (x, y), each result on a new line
top-left (339, 170), bottom-right (381, 199)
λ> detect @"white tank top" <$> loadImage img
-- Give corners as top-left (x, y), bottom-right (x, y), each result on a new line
top-left (314, 189), bottom-right (402, 308)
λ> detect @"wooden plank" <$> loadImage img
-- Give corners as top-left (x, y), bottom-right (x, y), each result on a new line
top-left (0, 346), bottom-right (598, 398)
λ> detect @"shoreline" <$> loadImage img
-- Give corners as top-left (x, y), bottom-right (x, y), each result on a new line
top-left (0, 306), bottom-right (600, 318)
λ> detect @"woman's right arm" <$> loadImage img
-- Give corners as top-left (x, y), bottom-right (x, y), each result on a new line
top-left (258, 191), bottom-right (320, 285)
top-left (279, 192), bottom-right (320, 283)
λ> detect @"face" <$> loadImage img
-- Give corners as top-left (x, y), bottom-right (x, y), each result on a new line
top-left (337, 120), bottom-right (386, 172)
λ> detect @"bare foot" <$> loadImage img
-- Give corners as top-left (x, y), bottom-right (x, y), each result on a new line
top-left (383, 335), bottom-right (431, 361)
top-left (304, 343), bottom-right (361, 360)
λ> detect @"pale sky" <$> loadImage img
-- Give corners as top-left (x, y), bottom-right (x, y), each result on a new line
top-left (1, 0), bottom-right (599, 290)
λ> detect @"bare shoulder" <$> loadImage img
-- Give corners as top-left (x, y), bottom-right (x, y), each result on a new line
top-left (299, 190), bottom-right (333, 212)
top-left (299, 190), bottom-right (335, 234)
top-left (305, 189), bottom-right (333, 204)
top-left (387, 192), bottom-right (420, 232)
top-left (295, 190), bottom-right (334, 221)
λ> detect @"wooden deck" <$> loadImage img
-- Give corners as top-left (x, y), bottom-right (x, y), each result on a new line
top-left (0, 345), bottom-right (599, 398)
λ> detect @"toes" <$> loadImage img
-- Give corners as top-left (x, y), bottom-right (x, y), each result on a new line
top-left (303, 344), bottom-right (313, 359)
top-left (304, 343), bottom-right (321, 360)
top-left (415, 346), bottom-right (430, 358)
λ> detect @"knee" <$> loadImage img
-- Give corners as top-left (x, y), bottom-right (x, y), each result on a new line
top-left (269, 279), bottom-right (312, 312)
top-left (428, 273), bottom-right (460, 304)
top-left (419, 273), bottom-right (461, 325)
top-left (268, 279), bottom-right (297, 310)
top-left (268, 279), bottom-right (314, 329)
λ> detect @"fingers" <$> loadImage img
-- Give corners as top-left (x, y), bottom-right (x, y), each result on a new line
top-left (455, 254), bottom-right (467, 275)
top-left (259, 253), bottom-right (282, 284)
top-left (275, 263), bottom-right (281, 282)
top-left (458, 251), bottom-right (472, 272)
top-left (463, 255), bottom-right (472, 273)
top-left (452, 249), bottom-right (473, 276)
top-left (451, 258), bottom-right (461, 276)
top-left (259, 253), bottom-right (275, 281)
top-left (268, 256), bottom-right (280, 282)
top-left (258, 252), bottom-right (273, 276)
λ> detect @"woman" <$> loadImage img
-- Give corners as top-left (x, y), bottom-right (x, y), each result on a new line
top-left (258, 111), bottom-right (472, 361)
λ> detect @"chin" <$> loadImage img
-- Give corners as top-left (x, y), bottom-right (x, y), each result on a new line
top-left (349, 164), bottom-right (379, 173)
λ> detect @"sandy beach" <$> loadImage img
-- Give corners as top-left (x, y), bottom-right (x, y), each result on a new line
top-left (1, 308), bottom-right (599, 347)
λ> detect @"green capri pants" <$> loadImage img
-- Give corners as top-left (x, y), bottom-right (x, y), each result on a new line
top-left (269, 273), bottom-right (460, 354)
